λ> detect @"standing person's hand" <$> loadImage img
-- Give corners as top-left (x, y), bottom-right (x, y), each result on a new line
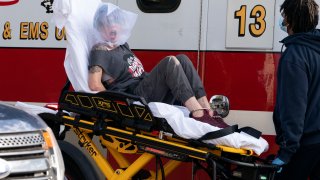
top-left (272, 157), bottom-right (285, 173)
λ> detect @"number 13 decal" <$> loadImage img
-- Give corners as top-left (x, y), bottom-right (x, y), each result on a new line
top-left (234, 5), bottom-right (266, 37)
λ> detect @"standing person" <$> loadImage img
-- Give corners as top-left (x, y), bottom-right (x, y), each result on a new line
top-left (272, 0), bottom-right (320, 179)
top-left (88, 3), bottom-right (229, 128)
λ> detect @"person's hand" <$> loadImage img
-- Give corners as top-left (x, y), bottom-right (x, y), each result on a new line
top-left (272, 158), bottom-right (285, 173)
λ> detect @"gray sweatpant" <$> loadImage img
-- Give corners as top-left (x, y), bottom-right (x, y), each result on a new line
top-left (133, 54), bottom-right (206, 104)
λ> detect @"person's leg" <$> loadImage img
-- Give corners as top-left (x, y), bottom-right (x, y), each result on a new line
top-left (310, 161), bottom-right (320, 180)
top-left (134, 56), bottom-right (200, 110)
top-left (134, 56), bottom-right (228, 127)
top-left (197, 97), bottom-right (212, 112)
top-left (184, 97), bottom-right (204, 117)
top-left (175, 54), bottom-right (213, 115)
top-left (310, 143), bottom-right (320, 180)
top-left (276, 143), bottom-right (320, 180)
top-left (175, 54), bottom-right (206, 99)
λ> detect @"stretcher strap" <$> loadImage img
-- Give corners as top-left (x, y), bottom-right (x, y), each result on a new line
top-left (198, 125), bottom-right (238, 141)
top-left (198, 125), bottom-right (262, 141)
top-left (239, 126), bottom-right (262, 139)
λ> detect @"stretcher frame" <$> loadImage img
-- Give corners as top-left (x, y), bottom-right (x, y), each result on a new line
top-left (43, 82), bottom-right (279, 180)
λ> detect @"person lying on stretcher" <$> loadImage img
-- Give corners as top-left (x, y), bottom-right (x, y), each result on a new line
top-left (50, 1), bottom-right (268, 155)
top-left (88, 3), bottom-right (228, 128)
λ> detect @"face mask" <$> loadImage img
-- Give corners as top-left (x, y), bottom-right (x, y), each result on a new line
top-left (279, 16), bottom-right (287, 33)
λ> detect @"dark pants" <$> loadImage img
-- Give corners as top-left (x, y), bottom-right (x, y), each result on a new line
top-left (275, 143), bottom-right (320, 180)
top-left (133, 54), bottom-right (206, 104)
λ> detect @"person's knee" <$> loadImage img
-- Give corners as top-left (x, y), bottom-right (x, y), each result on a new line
top-left (176, 54), bottom-right (192, 65)
top-left (176, 54), bottom-right (189, 60)
top-left (163, 56), bottom-right (180, 66)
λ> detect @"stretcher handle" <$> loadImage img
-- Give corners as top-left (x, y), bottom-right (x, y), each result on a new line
top-left (216, 155), bottom-right (280, 170)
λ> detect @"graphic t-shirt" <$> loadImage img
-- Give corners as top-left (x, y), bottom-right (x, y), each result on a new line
top-left (89, 43), bottom-right (145, 92)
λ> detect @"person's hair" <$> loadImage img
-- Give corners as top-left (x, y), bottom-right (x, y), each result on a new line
top-left (281, 0), bottom-right (319, 33)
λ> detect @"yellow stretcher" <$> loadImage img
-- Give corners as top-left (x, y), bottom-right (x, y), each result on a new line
top-left (41, 82), bottom-right (279, 180)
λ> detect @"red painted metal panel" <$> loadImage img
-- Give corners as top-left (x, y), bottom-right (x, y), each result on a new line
top-left (134, 50), bottom-right (281, 111)
top-left (0, 48), bottom-right (280, 179)
top-left (203, 52), bottom-right (281, 111)
top-left (0, 48), bottom-right (281, 112)
top-left (0, 48), bottom-right (67, 102)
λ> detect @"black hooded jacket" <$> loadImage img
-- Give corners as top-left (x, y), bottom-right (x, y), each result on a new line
top-left (273, 29), bottom-right (320, 163)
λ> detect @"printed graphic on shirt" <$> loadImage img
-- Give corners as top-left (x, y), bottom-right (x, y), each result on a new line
top-left (124, 54), bottom-right (144, 77)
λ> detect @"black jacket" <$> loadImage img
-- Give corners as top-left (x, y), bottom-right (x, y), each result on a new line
top-left (273, 29), bottom-right (320, 163)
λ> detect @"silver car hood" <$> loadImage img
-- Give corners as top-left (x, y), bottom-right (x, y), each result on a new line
top-left (0, 103), bottom-right (47, 133)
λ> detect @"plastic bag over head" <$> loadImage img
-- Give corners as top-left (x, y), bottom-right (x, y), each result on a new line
top-left (93, 3), bottom-right (137, 47)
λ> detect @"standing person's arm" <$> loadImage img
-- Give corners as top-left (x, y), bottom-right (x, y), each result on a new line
top-left (276, 49), bottom-right (308, 164)
top-left (88, 65), bottom-right (106, 91)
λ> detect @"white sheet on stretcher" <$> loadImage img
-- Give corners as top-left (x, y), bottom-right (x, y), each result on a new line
top-left (50, 0), bottom-right (268, 156)
top-left (15, 102), bottom-right (269, 155)
top-left (148, 102), bottom-right (268, 155)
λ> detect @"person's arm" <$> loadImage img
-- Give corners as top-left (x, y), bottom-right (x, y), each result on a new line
top-left (276, 49), bottom-right (308, 164)
top-left (88, 65), bottom-right (106, 91)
